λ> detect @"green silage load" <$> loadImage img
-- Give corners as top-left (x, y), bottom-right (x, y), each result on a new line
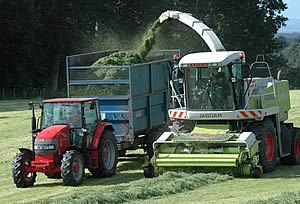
top-left (70, 19), bottom-right (162, 97)
top-left (93, 19), bottom-right (161, 67)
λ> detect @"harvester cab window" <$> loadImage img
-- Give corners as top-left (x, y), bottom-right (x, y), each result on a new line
top-left (186, 66), bottom-right (234, 111)
top-left (230, 63), bottom-right (245, 108)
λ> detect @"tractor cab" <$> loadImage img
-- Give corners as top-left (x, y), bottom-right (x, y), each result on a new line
top-left (12, 97), bottom-right (118, 187)
top-left (40, 98), bottom-right (98, 148)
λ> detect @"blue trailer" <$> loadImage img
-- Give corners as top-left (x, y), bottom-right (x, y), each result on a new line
top-left (66, 50), bottom-right (171, 156)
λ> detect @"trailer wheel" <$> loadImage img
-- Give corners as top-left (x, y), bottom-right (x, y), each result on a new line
top-left (61, 150), bottom-right (85, 186)
top-left (143, 164), bottom-right (155, 178)
top-left (89, 130), bottom-right (118, 178)
top-left (12, 151), bottom-right (36, 188)
top-left (252, 119), bottom-right (278, 173)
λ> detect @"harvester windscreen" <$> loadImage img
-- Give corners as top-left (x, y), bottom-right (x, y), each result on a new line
top-left (186, 66), bottom-right (234, 110)
top-left (42, 102), bottom-right (82, 129)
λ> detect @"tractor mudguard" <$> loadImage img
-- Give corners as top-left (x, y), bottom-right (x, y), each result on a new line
top-left (90, 122), bottom-right (114, 150)
top-left (18, 148), bottom-right (34, 157)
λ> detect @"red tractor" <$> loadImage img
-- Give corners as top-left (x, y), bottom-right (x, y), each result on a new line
top-left (12, 98), bottom-right (118, 187)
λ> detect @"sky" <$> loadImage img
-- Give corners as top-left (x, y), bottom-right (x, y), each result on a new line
top-left (282, 0), bottom-right (300, 20)
top-left (279, 0), bottom-right (300, 33)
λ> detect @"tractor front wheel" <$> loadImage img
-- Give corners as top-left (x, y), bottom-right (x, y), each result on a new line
top-left (89, 130), bottom-right (118, 178)
top-left (61, 150), bottom-right (85, 186)
top-left (12, 151), bottom-right (36, 188)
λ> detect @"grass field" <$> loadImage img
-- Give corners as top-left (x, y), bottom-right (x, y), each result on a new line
top-left (0, 91), bottom-right (300, 203)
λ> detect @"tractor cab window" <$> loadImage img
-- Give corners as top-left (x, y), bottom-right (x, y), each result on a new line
top-left (83, 101), bottom-right (98, 136)
top-left (186, 65), bottom-right (234, 110)
top-left (41, 102), bottom-right (82, 129)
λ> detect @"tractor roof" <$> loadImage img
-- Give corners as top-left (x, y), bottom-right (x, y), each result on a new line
top-left (179, 51), bottom-right (245, 67)
top-left (43, 98), bottom-right (97, 103)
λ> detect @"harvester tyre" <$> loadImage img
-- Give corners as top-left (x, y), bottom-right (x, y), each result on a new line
top-left (284, 131), bottom-right (300, 165)
top-left (89, 130), bottom-right (118, 178)
top-left (12, 151), bottom-right (36, 188)
top-left (61, 150), bottom-right (85, 186)
top-left (143, 164), bottom-right (155, 178)
top-left (252, 119), bottom-right (278, 173)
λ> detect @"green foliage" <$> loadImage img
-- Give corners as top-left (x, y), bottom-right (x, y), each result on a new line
top-left (281, 39), bottom-right (300, 88)
top-left (0, 0), bottom-right (288, 93)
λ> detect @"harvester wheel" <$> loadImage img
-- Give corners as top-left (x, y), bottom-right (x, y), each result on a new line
top-left (283, 130), bottom-right (300, 165)
top-left (12, 151), bottom-right (36, 188)
top-left (61, 150), bottom-right (85, 186)
top-left (252, 119), bottom-right (278, 173)
top-left (252, 166), bottom-right (263, 178)
top-left (143, 164), bottom-right (155, 178)
top-left (89, 130), bottom-right (118, 178)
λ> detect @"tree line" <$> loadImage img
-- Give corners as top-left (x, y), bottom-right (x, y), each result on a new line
top-left (0, 0), bottom-right (289, 96)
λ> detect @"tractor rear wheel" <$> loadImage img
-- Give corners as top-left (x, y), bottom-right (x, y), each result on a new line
top-left (89, 130), bottom-right (118, 178)
top-left (12, 151), bottom-right (36, 188)
top-left (61, 150), bottom-right (85, 186)
top-left (252, 119), bottom-right (278, 173)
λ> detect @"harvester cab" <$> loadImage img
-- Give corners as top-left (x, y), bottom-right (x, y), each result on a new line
top-left (12, 98), bottom-right (118, 187)
top-left (143, 10), bottom-right (300, 178)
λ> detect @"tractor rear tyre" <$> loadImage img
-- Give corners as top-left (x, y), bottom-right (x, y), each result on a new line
top-left (143, 164), bottom-right (155, 178)
top-left (252, 119), bottom-right (278, 173)
top-left (89, 130), bottom-right (118, 178)
top-left (12, 151), bottom-right (36, 188)
top-left (61, 150), bottom-right (85, 186)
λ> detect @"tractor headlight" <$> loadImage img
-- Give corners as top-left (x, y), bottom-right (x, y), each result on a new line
top-left (34, 144), bottom-right (56, 150)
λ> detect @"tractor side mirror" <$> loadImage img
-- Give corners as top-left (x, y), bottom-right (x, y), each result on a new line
top-left (89, 101), bottom-right (95, 110)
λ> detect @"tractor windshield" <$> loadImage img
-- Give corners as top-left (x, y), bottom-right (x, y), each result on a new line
top-left (185, 66), bottom-right (234, 110)
top-left (41, 102), bottom-right (82, 129)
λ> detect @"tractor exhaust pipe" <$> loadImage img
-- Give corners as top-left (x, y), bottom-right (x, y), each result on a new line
top-left (28, 101), bottom-right (37, 150)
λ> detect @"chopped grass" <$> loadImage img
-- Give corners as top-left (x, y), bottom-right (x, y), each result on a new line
top-left (29, 172), bottom-right (232, 204)
top-left (92, 19), bottom-right (161, 67)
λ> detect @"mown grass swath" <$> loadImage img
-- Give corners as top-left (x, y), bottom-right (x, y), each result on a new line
top-left (30, 172), bottom-right (232, 204)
